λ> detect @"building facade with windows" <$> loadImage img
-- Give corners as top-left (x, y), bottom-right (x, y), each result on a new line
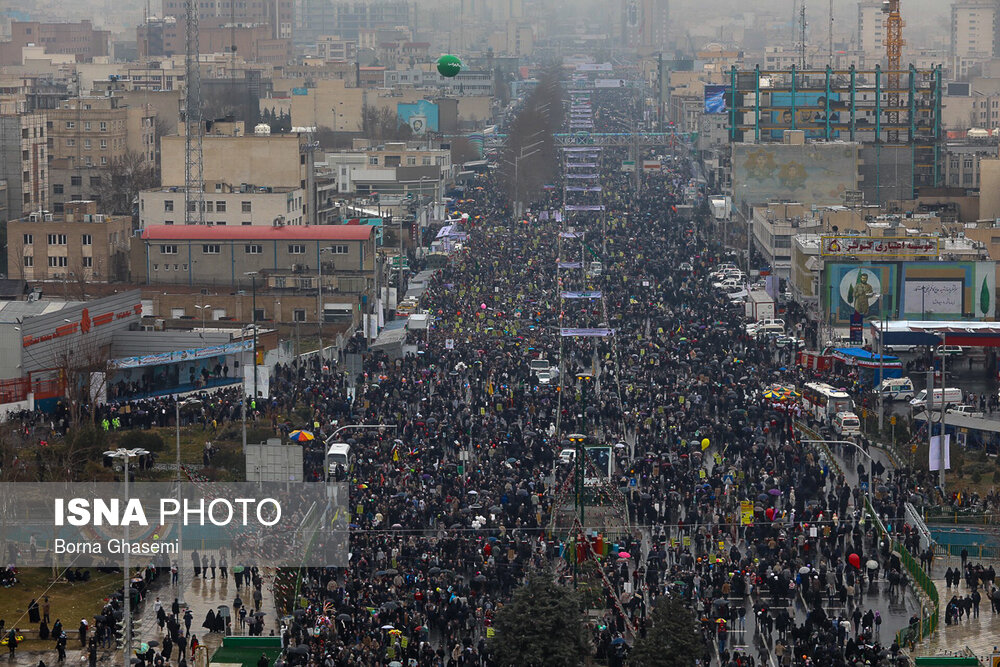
top-left (47, 96), bottom-right (155, 213)
top-left (139, 183), bottom-right (306, 228)
top-left (7, 200), bottom-right (131, 283)
top-left (0, 111), bottom-right (48, 221)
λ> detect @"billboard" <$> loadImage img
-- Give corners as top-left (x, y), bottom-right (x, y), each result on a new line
top-left (766, 91), bottom-right (843, 139)
top-left (732, 143), bottom-right (858, 208)
top-left (820, 235), bottom-right (940, 259)
top-left (823, 261), bottom-right (995, 325)
top-left (704, 85), bottom-right (729, 114)
top-left (397, 100), bottom-right (439, 132)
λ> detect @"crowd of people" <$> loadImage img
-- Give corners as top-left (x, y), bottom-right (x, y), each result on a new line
top-left (4, 77), bottom-right (942, 667)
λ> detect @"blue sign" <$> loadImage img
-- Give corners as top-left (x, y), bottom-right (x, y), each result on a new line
top-left (291, 87), bottom-right (308, 95)
top-left (704, 85), bottom-right (728, 114)
top-left (629, 478), bottom-right (637, 487)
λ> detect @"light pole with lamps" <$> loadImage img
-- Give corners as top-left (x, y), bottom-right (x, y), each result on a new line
top-left (801, 438), bottom-right (876, 492)
top-left (244, 272), bottom-right (259, 399)
top-left (103, 447), bottom-right (149, 663)
top-left (194, 304), bottom-right (211, 329)
top-left (316, 246), bottom-right (335, 371)
top-left (173, 398), bottom-right (200, 603)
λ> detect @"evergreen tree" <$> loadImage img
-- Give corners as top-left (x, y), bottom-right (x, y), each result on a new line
top-left (489, 574), bottom-right (588, 667)
top-left (629, 596), bottom-right (704, 667)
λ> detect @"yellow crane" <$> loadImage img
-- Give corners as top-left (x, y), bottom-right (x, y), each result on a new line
top-left (883, 0), bottom-right (905, 142)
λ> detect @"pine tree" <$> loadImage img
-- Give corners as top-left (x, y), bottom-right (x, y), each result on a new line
top-left (629, 596), bottom-right (704, 667)
top-left (488, 574), bottom-right (588, 667)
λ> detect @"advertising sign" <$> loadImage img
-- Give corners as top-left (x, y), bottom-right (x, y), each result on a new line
top-left (704, 84), bottom-right (729, 114)
top-left (821, 235), bottom-right (940, 258)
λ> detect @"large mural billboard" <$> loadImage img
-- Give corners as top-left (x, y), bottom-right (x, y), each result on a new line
top-left (732, 143), bottom-right (858, 208)
top-left (823, 261), bottom-right (996, 326)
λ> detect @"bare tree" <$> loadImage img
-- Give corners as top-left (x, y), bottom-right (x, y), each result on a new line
top-left (94, 150), bottom-right (160, 217)
top-left (450, 136), bottom-right (481, 164)
top-left (359, 105), bottom-right (414, 142)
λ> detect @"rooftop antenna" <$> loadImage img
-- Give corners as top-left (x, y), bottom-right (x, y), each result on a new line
top-left (800, 0), bottom-right (807, 69)
top-left (828, 0), bottom-right (834, 66)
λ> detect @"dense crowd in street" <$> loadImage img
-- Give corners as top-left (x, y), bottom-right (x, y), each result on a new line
top-left (2, 77), bottom-right (942, 667)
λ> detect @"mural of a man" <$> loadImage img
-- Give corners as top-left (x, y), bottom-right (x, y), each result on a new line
top-left (849, 272), bottom-right (875, 315)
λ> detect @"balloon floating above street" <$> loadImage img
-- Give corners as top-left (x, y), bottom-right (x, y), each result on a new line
top-left (436, 54), bottom-right (463, 78)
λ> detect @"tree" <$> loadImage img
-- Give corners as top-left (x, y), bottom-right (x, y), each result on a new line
top-left (489, 574), bottom-right (589, 667)
top-left (359, 104), bottom-right (413, 142)
top-left (94, 150), bottom-right (159, 217)
top-left (629, 596), bottom-right (704, 667)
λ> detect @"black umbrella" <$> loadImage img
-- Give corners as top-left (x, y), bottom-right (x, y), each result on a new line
top-left (289, 646), bottom-right (309, 655)
top-left (336, 614), bottom-right (352, 622)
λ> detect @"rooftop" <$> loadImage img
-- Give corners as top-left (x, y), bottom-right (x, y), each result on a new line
top-left (141, 225), bottom-right (375, 241)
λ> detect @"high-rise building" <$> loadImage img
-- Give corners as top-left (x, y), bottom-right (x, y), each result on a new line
top-left (621, 0), bottom-right (669, 52)
top-left (298, 0), bottom-right (412, 46)
top-left (950, 0), bottom-right (999, 60)
top-left (0, 112), bottom-right (48, 219)
top-left (857, 0), bottom-right (886, 62)
top-left (0, 21), bottom-right (110, 66)
top-left (160, 0), bottom-right (293, 40)
top-left (46, 96), bottom-right (155, 213)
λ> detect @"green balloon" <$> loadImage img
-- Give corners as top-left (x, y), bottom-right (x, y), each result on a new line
top-left (436, 54), bottom-right (462, 78)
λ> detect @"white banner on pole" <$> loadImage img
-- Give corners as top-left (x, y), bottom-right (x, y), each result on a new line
top-left (929, 434), bottom-right (951, 471)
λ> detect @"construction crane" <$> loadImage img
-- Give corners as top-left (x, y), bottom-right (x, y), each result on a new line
top-left (883, 0), bottom-right (904, 143)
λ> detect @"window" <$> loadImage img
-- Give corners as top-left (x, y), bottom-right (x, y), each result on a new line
top-left (23, 256), bottom-right (33, 267)
top-left (65, 121), bottom-right (75, 129)
top-left (47, 234), bottom-right (67, 245)
top-left (289, 244), bottom-right (306, 254)
top-left (100, 139), bottom-right (107, 149)
top-left (216, 201), bottom-right (226, 212)
top-left (406, 156), bottom-right (416, 166)
top-left (100, 156), bottom-right (107, 165)
top-left (242, 221), bottom-right (252, 226)
top-left (23, 234), bottom-right (32, 245)
top-left (164, 220), bottom-right (174, 225)
top-left (253, 308), bottom-right (265, 321)
top-left (84, 139), bottom-right (91, 149)
top-left (71, 176), bottom-right (82, 186)
top-left (48, 256), bottom-right (68, 267)
top-left (82, 257), bottom-right (93, 268)
top-left (332, 244), bottom-right (349, 254)
top-left (164, 200), bottom-right (174, 211)
top-left (82, 234), bottom-right (93, 245)
top-left (245, 244), bottom-right (263, 254)
top-left (369, 156), bottom-right (378, 165)
top-left (422, 156), bottom-right (431, 166)
top-left (90, 176), bottom-right (101, 187)
top-left (53, 184), bottom-right (64, 194)
top-left (66, 138), bottom-right (75, 147)
top-left (241, 201), bottom-right (251, 213)
top-left (294, 309), bottom-right (306, 322)
top-left (160, 244), bottom-right (178, 254)
top-left (205, 201), bottom-right (214, 212)
top-left (99, 121), bottom-right (107, 132)
top-left (84, 122), bottom-right (91, 131)
top-left (202, 244), bottom-right (221, 254)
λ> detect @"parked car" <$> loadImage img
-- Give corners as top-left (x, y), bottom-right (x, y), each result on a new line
top-left (875, 377), bottom-right (915, 401)
top-left (935, 345), bottom-right (965, 357)
top-left (947, 404), bottom-right (985, 419)
top-left (833, 411), bottom-right (862, 437)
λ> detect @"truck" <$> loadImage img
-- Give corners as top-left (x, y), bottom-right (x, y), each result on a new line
top-left (745, 290), bottom-right (775, 322)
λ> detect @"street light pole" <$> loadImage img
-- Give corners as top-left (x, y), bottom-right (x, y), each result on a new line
top-left (103, 447), bottom-right (149, 665)
top-left (173, 398), bottom-right (199, 604)
top-left (244, 272), bottom-right (259, 400)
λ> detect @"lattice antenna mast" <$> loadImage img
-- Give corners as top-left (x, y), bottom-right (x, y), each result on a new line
top-left (799, 0), bottom-right (807, 69)
top-left (184, 0), bottom-right (204, 225)
top-left (884, 0), bottom-right (904, 143)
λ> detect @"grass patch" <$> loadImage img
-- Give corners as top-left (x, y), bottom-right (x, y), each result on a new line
top-left (0, 568), bottom-right (121, 652)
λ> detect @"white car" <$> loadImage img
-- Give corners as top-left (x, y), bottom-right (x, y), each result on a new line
top-left (947, 404), bottom-right (985, 419)
top-left (679, 262), bottom-right (694, 272)
top-left (559, 448), bottom-right (576, 464)
top-left (714, 278), bottom-right (743, 290)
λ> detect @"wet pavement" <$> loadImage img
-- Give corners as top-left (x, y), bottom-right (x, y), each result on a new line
top-left (3, 567), bottom-right (276, 666)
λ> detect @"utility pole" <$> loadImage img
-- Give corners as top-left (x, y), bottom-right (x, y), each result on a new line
top-left (183, 0), bottom-right (204, 227)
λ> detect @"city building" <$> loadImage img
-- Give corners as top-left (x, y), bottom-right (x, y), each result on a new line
top-left (857, 0), bottom-right (886, 63)
top-left (0, 20), bottom-right (110, 66)
top-left (0, 111), bottom-right (48, 221)
top-left (324, 141), bottom-right (452, 198)
top-left (297, 0), bottom-right (413, 46)
top-left (621, 0), bottom-right (670, 52)
top-left (139, 182), bottom-right (307, 228)
top-left (160, 121), bottom-right (313, 223)
top-left (950, 0), bottom-right (999, 61)
top-left (46, 96), bottom-right (156, 213)
top-left (139, 18), bottom-right (291, 64)
top-left (7, 200), bottom-right (131, 283)
top-left (160, 0), bottom-right (292, 40)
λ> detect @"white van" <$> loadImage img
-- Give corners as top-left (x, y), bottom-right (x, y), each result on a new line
top-left (909, 387), bottom-right (964, 410)
top-left (833, 411), bottom-right (862, 437)
top-left (327, 442), bottom-right (351, 474)
top-left (876, 377), bottom-right (915, 401)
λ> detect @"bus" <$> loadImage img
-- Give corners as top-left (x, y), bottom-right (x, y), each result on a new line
top-left (802, 382), bottom-right (854, 423)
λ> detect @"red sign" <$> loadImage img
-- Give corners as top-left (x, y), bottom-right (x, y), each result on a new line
top-left (22, 303), bottom-right (140, 348)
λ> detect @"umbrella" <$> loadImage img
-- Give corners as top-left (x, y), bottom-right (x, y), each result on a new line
top-left (768, 488), bottom-right (781, 496)
top-left (866, 560), bottom-right (879, 570)
top-left (618, 551), bottom-right (631, 559)
top-left (147, 641), bottom-right (160, 648)
top-left (289, 646), bottom-right (309, 655)
top-left (381, 625), bottom-right (395, 630)
top-left (336, 614), bottom-right (352, 622)
top-left (139, 643), bottom-right (149, 654)
top-left (288, 430), bottom-right (315, 442)
top-left (611, 638), bottom-right (626, 646)
top-left (798, 567), bottom-right (811, 574)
